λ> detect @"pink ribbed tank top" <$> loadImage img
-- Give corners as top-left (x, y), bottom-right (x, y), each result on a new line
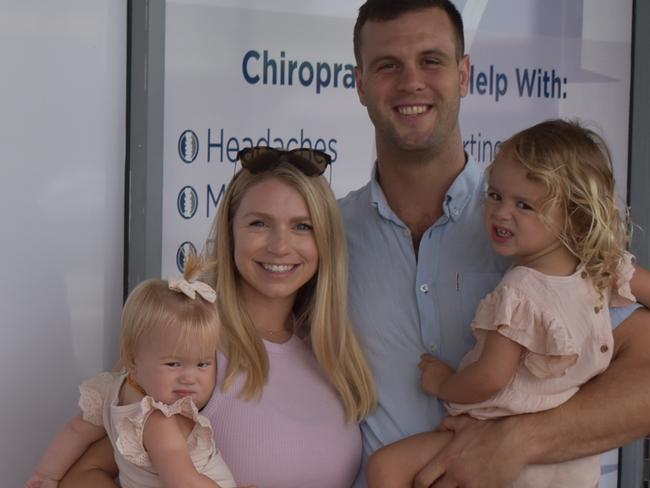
top-left (202, 335), bottom-right (362, 488)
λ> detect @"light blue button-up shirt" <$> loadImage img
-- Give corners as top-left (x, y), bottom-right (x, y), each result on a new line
top-left (340, 157), bottom-right (509, 482)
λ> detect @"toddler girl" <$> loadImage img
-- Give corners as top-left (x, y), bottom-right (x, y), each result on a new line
top-left (26, 257), bottom-right (237, 488)
top-left (367, 119), bottom-right (646, 488)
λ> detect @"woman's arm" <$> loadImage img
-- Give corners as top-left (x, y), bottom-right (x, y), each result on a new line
top-left (58, 436), bottom-right (118, 488)
top-left (144, 411), bottom-right (222, 488)
top-left (27, 415), bottom-right (106, 486)
top-left (420, 330), bottom-right (523, 403)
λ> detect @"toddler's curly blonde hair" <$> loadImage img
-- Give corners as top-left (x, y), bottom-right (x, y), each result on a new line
top-left (498, 119), bottom-right (629, 306)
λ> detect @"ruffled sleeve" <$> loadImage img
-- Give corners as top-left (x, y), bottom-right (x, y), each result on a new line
top-left (116, 396), bottom-right (215, 467)
top-left (78, 372), bottom-right (117, 426)
top-left (609, 251), bottom-right (637, 307)
top-left (472, 285), bottom-right (578, 379)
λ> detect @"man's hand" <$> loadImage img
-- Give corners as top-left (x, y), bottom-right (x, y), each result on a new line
top-left (414, 415), bottom-right (527, 488)
top-left (419, 353), bottom-right (455, 397)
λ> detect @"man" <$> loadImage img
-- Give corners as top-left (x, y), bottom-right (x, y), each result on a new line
top-left (339, 1), bottom-right (650, 486)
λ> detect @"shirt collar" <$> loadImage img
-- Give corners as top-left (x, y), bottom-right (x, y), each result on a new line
top-left (443, 155), bottom-right (483, 222)
top-left (369, 163), bottom-right (404, 226)
top-left (368, 154), bottom-right (484, 224)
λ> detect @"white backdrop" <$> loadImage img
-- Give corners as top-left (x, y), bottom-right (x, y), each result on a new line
top-left (162, 0), bottom-right (632, 279)
top-left (0, 1), bottom-right (126, 485)
top-left (162, 1), bottom-right (633, 486)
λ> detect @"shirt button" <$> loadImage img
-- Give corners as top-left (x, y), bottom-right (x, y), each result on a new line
top-left (452, 208), bottom-right (460, 217)
top-left (419, 284), bottom-right (429, 293)
top-left (600, 345), bottom-right (609, 353)
top-left (429, 343), bottom-right (437, 353)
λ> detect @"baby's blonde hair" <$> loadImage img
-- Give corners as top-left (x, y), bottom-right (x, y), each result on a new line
top-left (120, 256), bottom-right (220, 366)
top-left (498, 119), bottom-right (629, 302)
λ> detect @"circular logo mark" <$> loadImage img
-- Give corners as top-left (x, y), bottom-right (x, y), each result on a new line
top-left (177, 185), bottom-right (198, 219)
top-left (178, 130), bottom-right (199, 163)
top-left (176, 241), bottom-right (197, 273)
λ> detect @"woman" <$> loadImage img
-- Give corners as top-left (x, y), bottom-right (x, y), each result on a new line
top-left (60, 147), bottom-right (376, 488)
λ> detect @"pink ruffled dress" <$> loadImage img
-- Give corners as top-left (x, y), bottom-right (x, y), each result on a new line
top-left (445, 253), bottom-right (636, 487)
top-left (79, 371), bottom-right (236, 488)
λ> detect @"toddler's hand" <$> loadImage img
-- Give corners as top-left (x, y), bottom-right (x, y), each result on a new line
top-left (418, 353), bottom-right (455, 397)
top-left (25, 473), bottom-right (58, 488)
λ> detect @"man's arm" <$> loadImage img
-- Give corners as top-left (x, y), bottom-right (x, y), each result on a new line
top-left (58, 436), bottom-right (118, 488)
top-left (420, 307), bottom-right (650, 488)
top-left (631, 264), bottom-right (650, 308)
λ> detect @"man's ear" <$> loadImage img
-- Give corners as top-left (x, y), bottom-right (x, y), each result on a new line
top-left (355, 66), bottom-right (367, 107)
top-left (459, 54), bottom-right (470, 98)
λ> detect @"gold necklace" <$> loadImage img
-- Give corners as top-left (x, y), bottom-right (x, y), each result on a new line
top-left (258, 327), bottom-right (292, 341)
top-left (257, 318), bottom-right (294, 342)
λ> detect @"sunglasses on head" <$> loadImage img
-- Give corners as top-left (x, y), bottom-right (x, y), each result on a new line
top-left (237, 146), bottom-right (332, 177)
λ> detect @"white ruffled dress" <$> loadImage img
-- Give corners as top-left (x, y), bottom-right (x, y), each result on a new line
top-left (79, 371), bottom-right (236, 488)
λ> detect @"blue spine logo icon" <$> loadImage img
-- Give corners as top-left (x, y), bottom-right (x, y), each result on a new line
top-left (177, 185), bottom-right (198, 219)
top-left (176, 241), bottom-right (197, 273)
top-left (178, 130), bottom-right (199, 163)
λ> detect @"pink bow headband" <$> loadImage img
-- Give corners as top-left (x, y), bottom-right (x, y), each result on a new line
top-left (168, 278), bottom-right (216, 303)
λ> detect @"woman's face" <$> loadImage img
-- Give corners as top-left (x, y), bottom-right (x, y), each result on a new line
top-left (232, 177), bottom-right (319, 308)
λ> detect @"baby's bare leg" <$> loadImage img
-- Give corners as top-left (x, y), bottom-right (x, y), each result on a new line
top-left (366, 431), bottom-right (453, 488)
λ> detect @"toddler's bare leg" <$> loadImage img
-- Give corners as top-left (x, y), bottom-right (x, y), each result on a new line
top-left (367, 431), bottom-right (453, 488)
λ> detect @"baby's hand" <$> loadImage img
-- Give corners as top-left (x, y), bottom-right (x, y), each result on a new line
top-left (418, 353), bottom-right (455, 397)
top-left (25, 473), bottom-right (58, 488)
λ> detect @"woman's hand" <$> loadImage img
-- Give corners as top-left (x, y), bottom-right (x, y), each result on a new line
top-left (59, 436), bottom-right (118, 488)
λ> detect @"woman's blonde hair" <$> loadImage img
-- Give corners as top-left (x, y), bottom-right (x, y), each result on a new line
top-left (498, 119), bottom-right (629, 303)
top-left (203, 163), bottom-right (376, 422)
top-left (121, 256), bottom-right (220, 366)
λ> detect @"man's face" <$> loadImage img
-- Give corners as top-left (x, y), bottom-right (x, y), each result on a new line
top-left (355, 7), bottom-right (469, 155)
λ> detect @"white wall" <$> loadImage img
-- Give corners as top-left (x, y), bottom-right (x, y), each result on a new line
top-left (0, 1), bottom-right (126, 485)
